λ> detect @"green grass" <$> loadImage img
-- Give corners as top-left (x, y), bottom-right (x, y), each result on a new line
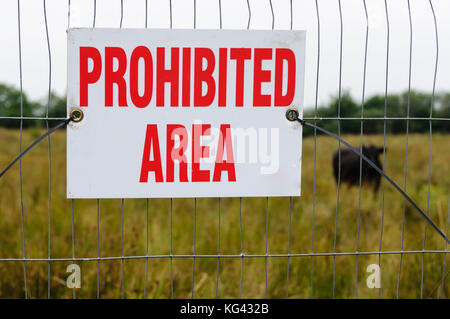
top-left (0, 127), bottom-right (449, 298)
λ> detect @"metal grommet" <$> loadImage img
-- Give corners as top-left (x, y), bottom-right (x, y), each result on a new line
top-left (285, 108), bottom-right (299, 122)
top-left (70, 108), bottom-right (84, 123)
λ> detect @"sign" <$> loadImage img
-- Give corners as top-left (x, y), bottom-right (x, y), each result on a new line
top-left (67, 28), bottom-right (305, 198)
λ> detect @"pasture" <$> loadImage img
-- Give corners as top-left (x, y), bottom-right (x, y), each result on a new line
top-left (0, 127), bottom-right (449, 298)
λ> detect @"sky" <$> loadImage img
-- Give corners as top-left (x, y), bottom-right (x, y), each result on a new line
top-left (0, 0), bottom-right (450, 109)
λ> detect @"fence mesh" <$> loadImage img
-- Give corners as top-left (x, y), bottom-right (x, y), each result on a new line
top-left (0, 0), bottom-right (449, 299)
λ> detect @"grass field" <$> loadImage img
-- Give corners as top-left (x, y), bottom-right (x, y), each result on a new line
top-left (0, 127), bottom-right (449, 299)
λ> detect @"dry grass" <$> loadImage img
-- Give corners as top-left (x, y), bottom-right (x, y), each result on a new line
top-left (0, 127), bottom-right (449, 298)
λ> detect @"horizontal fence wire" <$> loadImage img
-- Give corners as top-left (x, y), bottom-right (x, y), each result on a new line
top-left (0, 0), bottom-right (448, 299)
top-left (0, 250), bottom-right (449, 262)
top-left (1, 116), bottom-right (449, 121)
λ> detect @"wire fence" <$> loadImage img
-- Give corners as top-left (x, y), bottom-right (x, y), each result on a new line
top-left (0, 0), bottom-right (449, 299)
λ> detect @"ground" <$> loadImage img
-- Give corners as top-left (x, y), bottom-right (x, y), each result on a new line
top-left (0, 128), bottom-right (449, 298)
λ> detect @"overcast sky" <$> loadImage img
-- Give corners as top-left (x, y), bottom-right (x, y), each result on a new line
top-left (1, 0), bottom-right (450, 109)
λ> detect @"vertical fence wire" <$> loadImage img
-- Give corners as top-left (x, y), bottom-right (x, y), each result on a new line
top-left (119, 0), bottom-right (125, 299)
top-left (71, 199), bottom-right (75, 298)
top-left (355, 0), bottom-right (369, 299)
top-left (191, 0), bottom-right (197, 299)
top-left (216, 0), bottom-right (222, 299)
top-left (169, 0), bottom-right (172, 29)
top-left (265, 196), bottom-right (269, 298)
top-left (120, 0), bottom-right (124, 28)
top-left (239, 197), bottom-right (243, 298)
top-left (92, 0), bottom-right (99, 299)
top-left (216, 198), bottom-right (221, 298)
top-left (97, 199), bottom-right (100, 298)
top-left (169, 0), bottom-right (174, 299)
top-left (143, 0), bottom-right (149, 300)
top-left (264, 0), bottom-right (275, 299)
top-left (379, 0), bottom-right (390, 299)
top-left (286, 196), bottom-right (292, 298)
top-left (241, 0), bottom-right (251, 298)
top-left (67, 0), bottom-right (75, 300)
top-left (145, 0), bottom-right (148, 28)
top-left (218, 0), bottom-right (222, 29)
top-left (332, 0), bottom-right (343, 299)
top-left (420, 0), bottom-right (439, 299)
top-left (246, 0), bottom-right (251, 30)
top-left (191, 198), bottom-right (197, 298)
top-left (121, 199), bottom-right (125, 299)
top-left (16, 0), bottom-right (27, 300)
top-left (93, 0), bottom-right (96, 28)
top-left (286, 0), bottom-right (293, 298)
top-left (215, 0), bottom-right (223, 300)
top-left (144, 199), bottom-right (149, 298)
top-left (43, 0), bottom-right (53, 299)
top-left (397, 0), bottom-right (413, 298)
top-left (67, 0), bottom-right (70, 29)
top-left (311, 0), bottom-right (320, 299)
top-left (287, 4), bottom-right (293, 299)
top-left (170, 198), bottom-right (173, 298)
top-left (239, 0), bottom-right (251, 299)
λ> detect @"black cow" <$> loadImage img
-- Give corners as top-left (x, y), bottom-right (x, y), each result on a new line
top-left (332, 145), bottom-right (386, 192)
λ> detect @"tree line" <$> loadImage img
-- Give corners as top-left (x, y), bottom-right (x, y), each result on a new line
top-left (0, 83), bottom-right (449, 133)
top-left (0, 83), bottom-right (66, 128)
top-left (303, 91), bottom-right (450, 136)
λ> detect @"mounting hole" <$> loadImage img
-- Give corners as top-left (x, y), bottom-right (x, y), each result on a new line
top-left (285, 108), bottom-right (299, 122)
top-left (70, 108), bottom-right (84, 123)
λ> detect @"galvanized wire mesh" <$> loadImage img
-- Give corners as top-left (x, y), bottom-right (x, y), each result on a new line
top-left (0, 0), bottom-right (449, 299)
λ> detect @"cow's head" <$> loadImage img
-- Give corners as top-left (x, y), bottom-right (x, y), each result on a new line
top-left (364, 145), bottom-right (386, 162)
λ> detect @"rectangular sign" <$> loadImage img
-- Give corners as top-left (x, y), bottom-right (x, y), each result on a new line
top-left (67, 28), bottom-right (305, 198)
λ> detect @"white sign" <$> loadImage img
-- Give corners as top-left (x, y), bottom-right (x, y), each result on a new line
top-left (67, 28), bottom-right (305, 198)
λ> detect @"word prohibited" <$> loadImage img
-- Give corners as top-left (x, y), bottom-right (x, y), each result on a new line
top-left (67, 29), bottom-right (306, 198)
